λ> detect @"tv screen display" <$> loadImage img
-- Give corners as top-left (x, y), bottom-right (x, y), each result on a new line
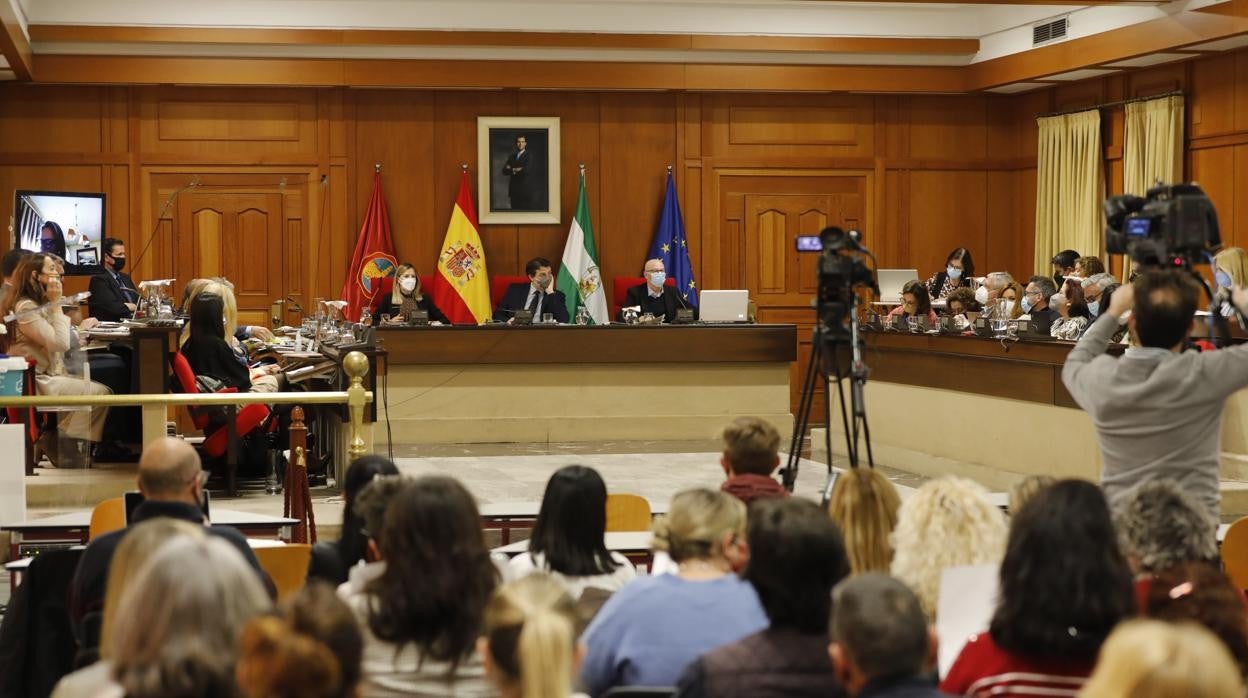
top-left (13, 190), bottom-right (106, 275)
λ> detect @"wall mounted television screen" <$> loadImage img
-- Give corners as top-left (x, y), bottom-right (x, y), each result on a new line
top-left (13, 190), bottom-right (106, 275)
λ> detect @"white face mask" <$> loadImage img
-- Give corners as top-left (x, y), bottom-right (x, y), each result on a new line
top-left (946, 266), bottom-right (962, 280)
top-left (974, 286), bottom-right (989, 306)
top-left (398, 277), bottom-right (417, 293)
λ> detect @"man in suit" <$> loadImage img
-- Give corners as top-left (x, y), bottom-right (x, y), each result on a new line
top-left (618, 258), bottom-right (697, 323)
top-left (501, 135), bottom-right (537, 210)
top-left (88, 237), bottom-right (139, 322)
top-left (493, 256), bottom-right (570, 324)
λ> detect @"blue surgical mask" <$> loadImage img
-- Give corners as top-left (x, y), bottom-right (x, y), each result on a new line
top-left (1022, 296), bottom-right (1034, 313)
top-left (946, 266), bottom-right (962, 280)
top-left (1087, 301), bottom-right (1100, 317)
top-left (1216, 271), bottom-right (1233, 289)
top-left (649, 271), bottom-right (666, 287)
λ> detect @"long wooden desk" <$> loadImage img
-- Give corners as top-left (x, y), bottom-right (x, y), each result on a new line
top-left (375, 324), bottom-right (797, 444)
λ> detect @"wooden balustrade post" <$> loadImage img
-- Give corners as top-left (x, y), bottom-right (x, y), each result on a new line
top-left (283, 406), bottom-right (316, 543)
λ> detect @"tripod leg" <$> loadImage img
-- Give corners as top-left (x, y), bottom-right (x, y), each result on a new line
top-left (784, 339), bottom-right (822, 491)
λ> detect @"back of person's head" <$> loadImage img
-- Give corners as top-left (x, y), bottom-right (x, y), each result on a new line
top-left (946, 286), bottom-right (976, 313)
top-left (721, 416), bottom-right (781, 476)
top-left (653, 488), bottom-right (747, 563)
top-left (481, 573), bottom-right (584, 698)
top-left (830, 573), bottom-right (930, 687)
top-left (352, 474), bottom-right (407, 551)
top-left (137, 437), bottom-right (203, 501)
top-left (1008, 475), bottom-right (1055, 515)
top-left (1078, 256), bottom-right (1106, 276)
top-left (1052, 249), bottom-right (1080, 270)
top-left (890, 476), bottom-right (1007, 619)
top-left (990, 479), bottom-right (1133, 661)
top-left (367, 475), bottom-right (498, 666)
top-left (236, 582), bottom-right (363, 698)
top-left (1132, 270), bottom-right (1198, 349)
top-left (1028, 275), bottom-right (1058, 301)
top-left (101, 518), bottom-right (206, 659)
top-left (1079, 620), bottom-right (1244, 698)
top-left (338, 456), bottom-right (400, 568)
top-left (188, 291), bottom-right (227, 342)
top-left (529, 465), bottom-right (618, 577)
top-left (746, 498), bottom-right (849, 632)
top-left (828, 467), bottom-right (900, 574)
top-left (110, 537), bottom-right (271, 698)
top-left (986, 271), bottom-right (1014, 291)
top-left (1144, 562), bottom-right (1248, 675)
top-left (1113, 480), bottom-right (1217, 573)
top-left (1, 248), bottom-right (29, 279)
top-left (180, 278), bottom-right (211, 314)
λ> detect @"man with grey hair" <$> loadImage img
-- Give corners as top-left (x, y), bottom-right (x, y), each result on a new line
top-left (829, 573), bottom-right (941, 697)
top-left (1082, 273), bottom-right (1115, 319)
top-left (69, 438), bottom-right (266, 628)
top-left (976, 272), bottom-right (1014, 319)
top-left (1113, 479), bottom-right (1218, 574)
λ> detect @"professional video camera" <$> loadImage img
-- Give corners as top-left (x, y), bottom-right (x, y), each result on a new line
top-left (795, 226), bottom-right (878, 339)
top-left (1104, 182), bottom-right (1221, 268)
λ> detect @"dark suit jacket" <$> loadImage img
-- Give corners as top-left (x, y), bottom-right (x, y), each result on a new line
top-left (502, 149), bottom-right (536, 209)
top-left (493, 282), bottom-right (569, 324)
top-left (618, 283), bottom-right (697, 323)
top-left (375, 293), bottom-right (450, 325)
top-left (87, 269), bottom-right (138, 322)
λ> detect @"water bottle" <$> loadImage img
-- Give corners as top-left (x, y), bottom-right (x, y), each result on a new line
top-left (575, 306), bottom-right (590, 325)
top-left (360, 306), bottom-right (372, 327)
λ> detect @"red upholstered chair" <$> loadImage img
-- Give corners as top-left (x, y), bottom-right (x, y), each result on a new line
top-left (612, 276), bottom-right (677, 321)
top-left (490, 275), bottom-right (531, 309)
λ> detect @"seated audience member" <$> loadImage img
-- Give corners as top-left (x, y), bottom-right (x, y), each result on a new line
top-left (1074, 256), bottom-right (1105, 278)
top-left (307, 455), bottom-right (400, 587)
top-left (945, 287), bottom-right (977, 325)
top-left (890, 476), bottom-right (1007, 620)
top-left (925, 247), bottom-right (975, 300)
top-left (1022, 275), bottom-right (1059, 333)
top-left (676, 498), bottom-right (852, 698)
top-left (1113, 480), bottom-right (1217, 583)
top-left (344, 476), bottom-right (498, 696)
top-left (0, 253), bottom-right (111, 463)
top-left (1142, 562), bottom-right (1248, 676)
top-left (719, 416), bottom-right (787, 506)
top-left (1079, 620), bottom-right (1244, 698)
top-left (336, 474), bottom-right (408, 599)
top-left (509, 465), bottom-right (637, 600)
top-left (1081, 273), bottom-right (1114, 319)
top-left (975, 272), bottom-right (1014, 319)
top-left (1, 247), bottom-right (29, 297)
top-left (1050, 278), bottom-right (1092, 341)
top-left (1000, 281), bottom-right (1024, 319)
top-left (887, 281), bottom-right (938, 327)
top-left (1063, 273), bottom-right (1248, 521)
top-left (87, 238), bottom-right (139, 322)
top-left (1214, 247), bottom-right (1248, 317)
top-left (829, 574), bottom-right (942, 698)
top-left (941, 480), bottom-right (1134, 697)
top-left (1052, 249), bottom-right (1080, 287)
top-left (236, 583), bottom-right (364, 698)
top-left (109, 538), bottom-right (271, 698)
top-left (828, 467), bottom-right (901, 574)
top-left (374, 263), bottom-right (449, 325)
top-left (1007, 475), bottom-right (1055, 514)
top-left (479, 574), bottom-right (585, 698)
top-left (53, 519), bottom-right (206, 696)
top-left (619, 258), bottom-right (697, 323)
top-left (69, 438), bottom-right (266, 630)
top-left (494, 256), bottom-right (569, 324)
top-left (180, 286), bottom-right (280, 393)
top-left (208, 276), bottom-right (275, 341)
top-left (579, 489), bottom-right (767, 695)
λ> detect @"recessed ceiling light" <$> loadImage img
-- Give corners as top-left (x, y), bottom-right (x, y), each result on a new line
top-left (1104, 53), bottom-right (1191, 68)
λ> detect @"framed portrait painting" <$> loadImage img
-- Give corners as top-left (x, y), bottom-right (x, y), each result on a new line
top-left (477, 116), bottom-right (561, 225)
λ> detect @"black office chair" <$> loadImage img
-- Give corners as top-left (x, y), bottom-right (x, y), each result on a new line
top-left (603, 688), bottom-right (676, 698)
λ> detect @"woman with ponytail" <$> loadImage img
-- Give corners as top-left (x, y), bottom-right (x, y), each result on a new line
top-left (480, 574), bottom-right (589, 698)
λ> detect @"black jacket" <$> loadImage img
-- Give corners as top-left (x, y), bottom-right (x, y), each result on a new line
top-left (0, 548), bottom-right (83, 698)
top-left (1028, 306), bottom-right (1059, 334)
top-left (618, 283), bottom-right (696, 324)
top-left (181, 337), bottom-right (251, 392)
top-left (87, 269), bottom-right (139, 322)
top-left (493, 282), bottom-right (569, 323)
top-left (375, 293), bottom-right (450, 325)
top-left (858, 675), bottom-right (945, 698)
top-left (675, 628), bottom-right (846, 698)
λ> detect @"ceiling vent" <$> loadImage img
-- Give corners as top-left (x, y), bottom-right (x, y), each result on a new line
top-left (1033, 17), bottom-right (1069, 46)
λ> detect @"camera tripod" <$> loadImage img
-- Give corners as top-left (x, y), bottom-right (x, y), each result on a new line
top-left (779, 292), bottom-right (875, 503)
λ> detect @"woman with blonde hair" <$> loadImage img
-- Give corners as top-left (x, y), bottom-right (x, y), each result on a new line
top-left (579, 488), bottom-right (767, 695)
top-left (1080, 620), bottom-right (1243, 698)
top-left (480, 573), bottom-right (586, 698)
top-left (374, 263), bottom-right (449, 325)
top-left (180, 282), bottom-right (280, 393)
top-left (1002, 281), bottom-right (1025, 319)
top-left (828, 467), bottom-right (901, 574)
top-left (890, 476), bottom-right (1007, 620)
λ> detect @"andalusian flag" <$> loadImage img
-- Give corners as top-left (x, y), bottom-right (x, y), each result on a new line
top-left (429, 171), bottom-right (491, 325)
top-left (557, 171), bottom-right (608, 324)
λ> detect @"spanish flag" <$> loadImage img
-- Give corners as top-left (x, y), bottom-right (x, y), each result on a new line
top-left (429, 171), bottom-right (491, 325)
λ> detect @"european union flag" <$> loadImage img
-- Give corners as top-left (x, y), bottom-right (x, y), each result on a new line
top-left (649, 172), bottom-right (698, 307)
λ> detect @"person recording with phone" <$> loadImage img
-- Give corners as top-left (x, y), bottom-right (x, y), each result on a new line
top-left (493, 256), bottom-right (569, 324)
top-left (372, 263), bottom-right (449, 325)
top-left (88, 238), bottom-right (140, 322)
top-left (618, 258), bottom-right (698, 323)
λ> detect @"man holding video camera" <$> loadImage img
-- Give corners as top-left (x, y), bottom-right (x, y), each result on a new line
top-left (1063, 271), bottom-right (1248, 520)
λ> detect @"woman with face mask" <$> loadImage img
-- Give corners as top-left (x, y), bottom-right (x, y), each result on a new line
top-left (1049, 278), bottom-right (1092, 341)
top-left (1001, 281), bottom-right (1025, 319)
top-left (1213, 248), bottom-right (1248, 318)
top-left (373, 263), bottom-right (450, 325)
top-left (924, 247), bottom-right (975, 300)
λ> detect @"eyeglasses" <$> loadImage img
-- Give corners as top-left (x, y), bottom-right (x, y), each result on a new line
top-left (1024, 290), bottom-right (1042, 297)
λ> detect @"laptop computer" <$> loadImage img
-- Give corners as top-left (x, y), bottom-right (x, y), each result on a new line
top-left (699, 290), bottom-right (749, 323)
top-left (877, 269), bottom-right (919, 304)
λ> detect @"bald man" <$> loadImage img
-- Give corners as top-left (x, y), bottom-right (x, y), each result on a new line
top-left (69, 438), bottom-right (266, 629)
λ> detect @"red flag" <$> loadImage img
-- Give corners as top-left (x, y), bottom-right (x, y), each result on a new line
top-left (341, 171), bottom-right (398, 321)
top-left (429, 172), bottom-right (491, 324)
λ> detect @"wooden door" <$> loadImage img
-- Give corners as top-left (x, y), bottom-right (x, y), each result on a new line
top-left (176, 192), bottom-right (285, 328)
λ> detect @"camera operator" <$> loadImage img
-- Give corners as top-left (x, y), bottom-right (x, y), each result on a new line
top-left (1062, 270), bottom-right (1248, 521)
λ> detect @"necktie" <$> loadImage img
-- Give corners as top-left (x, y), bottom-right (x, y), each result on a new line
top-left (528, 289), bottom-right (542, 316)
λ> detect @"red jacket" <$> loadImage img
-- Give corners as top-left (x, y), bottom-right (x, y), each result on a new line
top-left (721, 474), bottom-right (788, 506)
top-left (940, 633), bottom-right (1093, 697)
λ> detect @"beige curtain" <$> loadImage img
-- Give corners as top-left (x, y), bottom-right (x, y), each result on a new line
top-left (1123, 94), bottom-right (1184, 196)
top-left (1034, 109), bottom-right (1105, 275)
